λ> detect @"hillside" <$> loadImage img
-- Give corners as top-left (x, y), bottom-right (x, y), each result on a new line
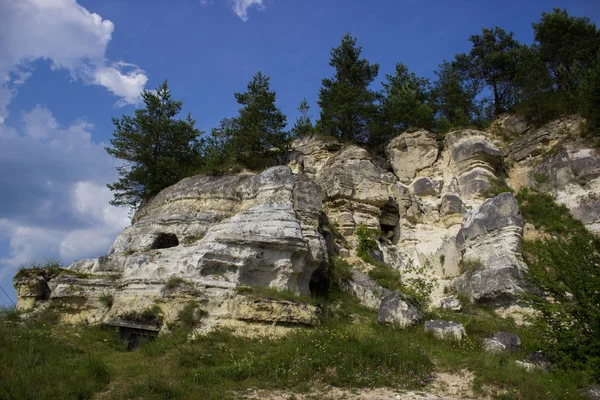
top-left (2, 113), bottom-right (599, 399)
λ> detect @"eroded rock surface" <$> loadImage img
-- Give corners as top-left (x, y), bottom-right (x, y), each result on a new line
top-left (455, 193), bottom-right (528, 305)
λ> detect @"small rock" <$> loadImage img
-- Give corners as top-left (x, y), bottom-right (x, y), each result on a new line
top-left (525, 350), bottom-right (551, 370)
top-left (424, 320), bottom-right (466, 341)
top-left (377, 292), bottom-right (423, 328)
top-left (440, 297), bottom-right (462, 311)
top-left (483, 332), bottom-right (521, 352)
top-left (583, 385), bottom-right (600, 400)
top-left (515, 360), bottom-right (537, 371)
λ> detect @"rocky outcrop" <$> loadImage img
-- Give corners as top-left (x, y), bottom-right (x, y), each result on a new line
top-left (535, 148), bottom-right (600, 233)
top-left (385, 130), bottom-right (439, 183)
top-left (376, 292), bottom-right (423, 328)
top-left (227, 296), bottom-right (319, 326)
top-left (455, 193), bottom-right (528, 305)
top-left (449, 133), bottom-right (503, 199)
top-left (344, 269), bottom-right (391, 310)
top-left (17, 113), bottom-right (596, 331)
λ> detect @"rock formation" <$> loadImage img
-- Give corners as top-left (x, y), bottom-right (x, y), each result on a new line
top-left (14, 114), bottom-right (599, 334)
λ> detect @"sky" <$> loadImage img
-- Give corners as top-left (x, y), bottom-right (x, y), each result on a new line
top-left (0, 0), bottom-right (598, 305)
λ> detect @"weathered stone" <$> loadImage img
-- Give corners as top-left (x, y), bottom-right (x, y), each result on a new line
top-left (449, 133), bottom-right (503, 199)
top-left (344, 269), bottom-right (391, 310)
top-left (410, 177), bottom-right (438, 197)
top-left (424, 319), bottom-right (466, 340)
top-left (455, 193), bottom-right (528, 305)
top-left (582, 385), bottom-right (600, 400)
top-left (377, 292), bottom-right (424, 328)
top-left (385, 130), bottom-right (439, 183)
top-left (483, 332), bottom-right (522, 352)
top-left (525, 351), bottom-right (551, 370)
top-left (317, 145), bottom-right (396, 241)
top-left (227, 296), bottom-right (319, 326)
top-left (440, 297), bottom-right (462, 311)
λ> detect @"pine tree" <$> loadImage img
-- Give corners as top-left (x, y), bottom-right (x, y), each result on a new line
top-left (461, 27), bottom-right (521, 116)
top-left (374, 62), bottom-right (434, 143)
top-left (431, 60), bottom-right (480, 128)
top-left (290, 98), bottom-right (313, 138)
top-left (230, 71), bottom-right (288, 170)
top-left (318, 33), bottom-right (379, 143)
top-left (105, 80), bottom-right (202, 208)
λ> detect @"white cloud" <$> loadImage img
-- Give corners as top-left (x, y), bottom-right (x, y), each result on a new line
top-left (0, 106), bottom-right (130, 281)
top-left (232, 0), bottom-right (264, 21)
top-left (0, 0), bottom-right (148, 121)
top-left (200, 0), bottom-right (265, 21)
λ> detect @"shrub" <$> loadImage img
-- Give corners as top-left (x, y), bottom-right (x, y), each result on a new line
top-left (164, 276), bottom-right (188, 290)
top-left (524, 232), bottom-right (600, 379)
top-left (459, 258), bottom-right (484, 277)
top-left (177, 302), bottom-right (207, 330)
top-left (368, 265), bottom-right (402, 292)
top-left (516, 188), bottom-right (586, 235)
top-left (328, 257), bottom-right (352, 290)
top-left (118, 305), bottom-right (164, 326)
top-left (98, 292), bottom-right (114, 309)
top-left (355, 224), bottom-right (380, 263)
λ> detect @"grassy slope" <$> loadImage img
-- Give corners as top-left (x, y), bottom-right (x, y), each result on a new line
top-left (0, 292), bottom-right (587, 400)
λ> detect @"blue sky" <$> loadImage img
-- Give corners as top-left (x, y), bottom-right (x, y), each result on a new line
top-left (0, 0), bottom-right (598, 305)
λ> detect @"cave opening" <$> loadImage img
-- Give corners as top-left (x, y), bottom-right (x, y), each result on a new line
top-left (380, 199), bottom-right (400, 244)
top-left (151, 233), bottom-right (179, 249)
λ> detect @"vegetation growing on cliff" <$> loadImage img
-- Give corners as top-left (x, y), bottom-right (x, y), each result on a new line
top-left (104, 8), bottom-right (599, 209)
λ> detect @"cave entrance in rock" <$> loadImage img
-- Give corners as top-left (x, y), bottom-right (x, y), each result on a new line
top-left (151, 233), bottom-right (179, 249)
top-left (380, 199), bottom-right (400, 244)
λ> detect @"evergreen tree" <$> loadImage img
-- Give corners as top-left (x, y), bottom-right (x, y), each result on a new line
top-left (230, 71), bottom-right (288, 170)
top-left (105, 80), bottom-right (203, 208)
top-left (318, 33), bottom-right (379, 143)
top-left (580, 55), bottom-right (600, 136)
top-left (431, 60), bottom-right (480, 128)
top-left (290, 98), bottom-right (313, 138)
top-left (374, 62), bottom-right (434, 142)
top-left (533, 8), bottom-right (600, 94)
top-left (462, 27), bottom-right (521, 116)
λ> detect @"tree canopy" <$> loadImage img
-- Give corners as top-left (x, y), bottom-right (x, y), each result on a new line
top-left (105, 81), bottom-right (202, 208)
top-left (318, 33), bottom-right (379, 143)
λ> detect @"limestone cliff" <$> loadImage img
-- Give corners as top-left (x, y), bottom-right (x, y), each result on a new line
top-left (14, 114), bottom-right (598, 333)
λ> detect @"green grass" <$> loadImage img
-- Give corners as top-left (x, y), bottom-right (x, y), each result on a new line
top-left (516, 188), bottom-right (586, 235)
top-left (0, 294), bottom-right (590, 399)
top-left (99, 292), bottom-right (114, 309)
top-left (164, 276), bottom-right (189, 290)
top-left (117, 305), bottom-right (164, 326)
top-left (368, 265), bottom-right (402, 292)
top-left (15, 258), bottom-right (93, 280)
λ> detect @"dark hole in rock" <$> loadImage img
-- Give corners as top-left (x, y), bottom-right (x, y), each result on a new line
top-left (309, 260), bottom-right (330, 297)
top-left (151, 233), bottom-right (179, 249)
top-left (380, 199), bottom-right (400, 244)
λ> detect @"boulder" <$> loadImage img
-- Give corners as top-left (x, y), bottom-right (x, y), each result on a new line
top-left (440, 297), bottom-right (462, 311)
top-left (385, 130), bottom-right (439, 183)
top-left (455, 193), bottom-right (528, 305)
top-left (377, 292), bottom-right (424, 328)
top-left (483, 332), bottom-right (522, 352)
top-left (345, 269), bottom-right (391, 310)
top-left (424, 320), bottom-right (466, 340)
top-left (524, 351), bottom-right (551, 370)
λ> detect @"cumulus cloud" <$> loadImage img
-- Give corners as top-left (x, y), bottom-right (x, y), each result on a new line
top-left (0, 106), bottom-right (129, 281)
top-left (0, 0), bottom-right (148, 121)
top-left (232, 0), bottom-right (264, 21)
top-left (200, 0), bottom-right (265, 21)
